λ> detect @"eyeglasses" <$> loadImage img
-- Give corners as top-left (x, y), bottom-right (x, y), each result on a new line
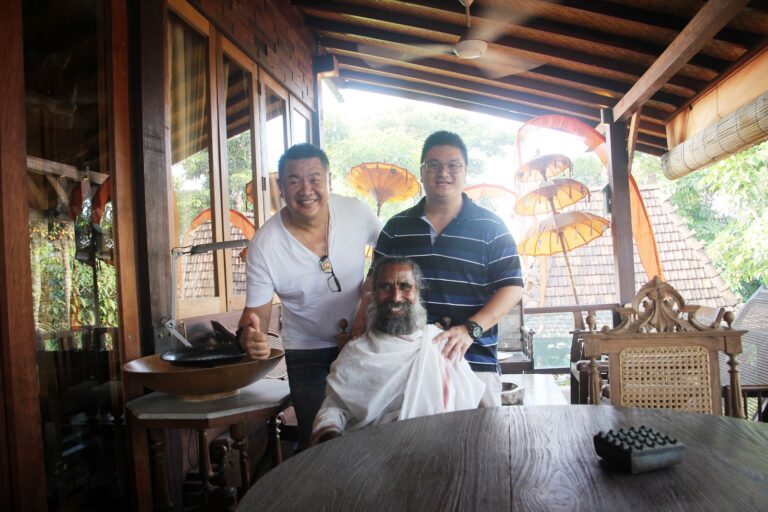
top-left (421, 160), bottom-right (466, 174)
top-left (319, 255), bottom-right (342, 293)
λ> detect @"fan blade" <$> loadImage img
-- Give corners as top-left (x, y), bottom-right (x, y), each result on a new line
top-left (467, 2), bottom-right (537, 44)
top-left (472, 46), bottom-right (540, 79)
top-left (356, 43), bottom-right (454, 69)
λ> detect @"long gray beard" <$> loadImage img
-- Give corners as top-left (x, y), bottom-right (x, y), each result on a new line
top-left (367, 298), bottom-right (428, 335)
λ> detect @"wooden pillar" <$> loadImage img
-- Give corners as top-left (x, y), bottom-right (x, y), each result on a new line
top-left (136, 0), bottom-right (174, 353)
top-left (601, 108), bottom-right (635, 306)
top-left (0, 1), bottom-right (47, 510)
top-left (108, 0), bottom-right (143, 399)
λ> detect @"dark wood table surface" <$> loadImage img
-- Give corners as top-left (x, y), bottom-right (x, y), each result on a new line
top-left (237, 405), bottom-right (768, 511)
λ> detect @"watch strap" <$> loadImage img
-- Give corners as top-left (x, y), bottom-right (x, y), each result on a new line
top-left (465, 319), bottom-right (483, 340)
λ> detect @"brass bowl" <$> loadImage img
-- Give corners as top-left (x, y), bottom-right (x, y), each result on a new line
top-left (123, 348), bottom-right (284, 401)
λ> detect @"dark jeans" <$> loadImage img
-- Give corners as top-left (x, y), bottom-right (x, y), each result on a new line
top-left (284, 347), bottom-right (339, 451)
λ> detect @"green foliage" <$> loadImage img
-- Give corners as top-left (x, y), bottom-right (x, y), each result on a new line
top-left (571, 154), bottom-right (604, 188)
top-left (666, 171), bottom-right (727, 243)
top-left (226, 130), bottom-right (255, 212)
top-left (667, 140), bottom-right (768, 299)
top-left (30, 214), bottom-right (120, 340)
top-left (323, 96), bottom-right (519, 221)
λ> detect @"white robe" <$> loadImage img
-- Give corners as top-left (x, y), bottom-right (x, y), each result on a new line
top-left (312, 324), bottom-right (485, 437)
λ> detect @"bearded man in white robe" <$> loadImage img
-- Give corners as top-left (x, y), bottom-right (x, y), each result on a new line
top-left (310, 257), bottom-right (485, 445)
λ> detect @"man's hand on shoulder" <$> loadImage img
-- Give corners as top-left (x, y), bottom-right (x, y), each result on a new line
top-left (334, 331), bottom-right (354, 349)
top-left (239, 313), bottom-right (270, 360)
top-left (432, 325), bottom-right (473, 361)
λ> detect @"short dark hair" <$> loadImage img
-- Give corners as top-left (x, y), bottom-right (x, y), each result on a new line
top-left (420, 131), bottom-right (468, 165)
top-left (277, 143), bottom-right (330, 182)
top-left (371, 256), bottom-right (424, 292)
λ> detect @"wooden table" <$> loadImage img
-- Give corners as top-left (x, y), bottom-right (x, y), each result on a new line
top-left (127, 378), bottom-right (290, 511)
top-left (237, 406), bottom-right (768, 511)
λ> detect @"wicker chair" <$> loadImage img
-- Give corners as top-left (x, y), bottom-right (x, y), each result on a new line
top-left (583, 277), bottom-right (746, 417)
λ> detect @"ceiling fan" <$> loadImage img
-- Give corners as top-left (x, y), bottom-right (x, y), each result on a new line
top-left (357, 0), bottom-right (541, 79)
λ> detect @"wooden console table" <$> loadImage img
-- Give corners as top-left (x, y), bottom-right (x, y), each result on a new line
top-left (127, 378), bottom-right (290, 511)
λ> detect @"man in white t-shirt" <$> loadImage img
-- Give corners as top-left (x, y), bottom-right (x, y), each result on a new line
top-left (238, 143), bottom-right (380, 450)
top-left (310, 257), bottom-right (485, 445)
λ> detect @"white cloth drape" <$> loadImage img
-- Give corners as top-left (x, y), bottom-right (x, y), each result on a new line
top-left (312, 324), bottom-right (485, 436)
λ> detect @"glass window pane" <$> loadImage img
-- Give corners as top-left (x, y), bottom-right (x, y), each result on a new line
top-left (222, 55), bottom-right (256, 295)
top-left (168, 13), bottom-right (215, 300)
top-left (292, 108), bottom-right (310, 145)
top-left (264, 86), bottom-right (287, 217)
top-left (23, 1), bottom-right (127, 508)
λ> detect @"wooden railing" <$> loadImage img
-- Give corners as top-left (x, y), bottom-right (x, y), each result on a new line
top-left (523, 303), bottom-right (620, 375)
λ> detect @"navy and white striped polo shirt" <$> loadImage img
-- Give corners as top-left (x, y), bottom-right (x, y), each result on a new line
top-left (373, 194), bottom-right (523, 372)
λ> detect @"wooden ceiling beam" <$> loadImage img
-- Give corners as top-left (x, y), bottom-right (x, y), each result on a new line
top-left (340, 70), bottom-right (661, 144)
top-left (555, 0), bottom-right (759, 48)
top-left (340, 71), bottom-right (585, 119)
top-left (344, 81), bottom-right (535, 124)
top-left (305, 15), bottom-right (708, 92)
top-left (509, 18), bottom-right (731, 74)
top-left (319, 36), bottom-right (688, 109)
top-left (634, 143), bottom-right (665, 157)
top-left (333, 51), bottom-right (617, 109)
top-left (339, 58), bottom-right (667, 139)
top-left (612, 0), bottom-right (751, 122)
top-left (339, 66), bottom-right (601, 120)
top-left (299, 1), bottom-right (731, 75)
top-left (326, 41), bottom-right (671, 122)
top-left (340, 77), bottom-right (666, 153)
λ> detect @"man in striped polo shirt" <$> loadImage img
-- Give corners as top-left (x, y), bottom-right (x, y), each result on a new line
top-left (369, 131), bottom-right (523, 407)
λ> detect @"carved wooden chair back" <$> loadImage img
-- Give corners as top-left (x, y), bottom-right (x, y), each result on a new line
top-left (583, 277), bottom-right (746, 417)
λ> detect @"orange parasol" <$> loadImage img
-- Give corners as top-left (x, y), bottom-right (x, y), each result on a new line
top-left (515, 154), bottom-right (572, 183)
top-left (514, 115), bottom-right (663, 282)
top-left (463, 183), bottom-right (517, 201)
top-left (348, 162), bottom-right (420, 216)
top-left (246, 172), bottom-right (283, 214)
top-left (514, 178), bottom-right (590, 216)
top-left (519, 212), bottom-right (609, 305)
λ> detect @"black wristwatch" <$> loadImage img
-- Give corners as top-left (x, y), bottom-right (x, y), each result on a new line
top-left (465, 320), bottom-right (484, 340)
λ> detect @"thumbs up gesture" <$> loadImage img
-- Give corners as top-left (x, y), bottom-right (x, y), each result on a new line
top-left (239, 312), bottom-right (270, 360)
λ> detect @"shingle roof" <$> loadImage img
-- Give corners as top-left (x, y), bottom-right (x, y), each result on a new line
top-left (522, 186), bottom-right (740, 309)
top-left (179, 222), bottom-right (249, 299)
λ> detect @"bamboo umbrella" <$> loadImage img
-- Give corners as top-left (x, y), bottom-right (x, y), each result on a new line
top-left (515, 154), bottom-right (572, 183)
top-left (463, 183), bottom-right (517, 201)
top-left (518, 212), bottom-right (609, 305)
top-left (514, 178), bottom-right (589, 216)
top-left (246, 172), bottom-right (284, 214)
top-left (348, 162), bottom-right (419, 216)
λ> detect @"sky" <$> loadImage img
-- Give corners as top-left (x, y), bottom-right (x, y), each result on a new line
top-left (322, 84), bottom-right (595, 178)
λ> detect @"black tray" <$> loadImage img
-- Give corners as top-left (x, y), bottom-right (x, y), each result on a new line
top-left (161, 345), bottom-right (246, 368)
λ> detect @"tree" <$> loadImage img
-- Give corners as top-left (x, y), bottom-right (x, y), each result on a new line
top-left (697, 141), bottom-right (768, 298)
top-left (323, 96), bottom-right (520, 220)
top-left (666, 140), bottom-right (768, 299)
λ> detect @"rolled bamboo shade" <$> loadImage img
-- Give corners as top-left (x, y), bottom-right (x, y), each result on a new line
top-left (661, 91), bottom-right (768, 180)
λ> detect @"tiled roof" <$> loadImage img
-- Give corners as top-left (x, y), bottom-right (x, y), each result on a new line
top-left (522, 187), bottom-right (740, 309)
top-left (179, 220), bottom-right (249, 299)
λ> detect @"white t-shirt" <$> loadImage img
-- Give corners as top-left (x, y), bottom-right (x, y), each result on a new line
top-left (245, 194), bottom-right (380, 350)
